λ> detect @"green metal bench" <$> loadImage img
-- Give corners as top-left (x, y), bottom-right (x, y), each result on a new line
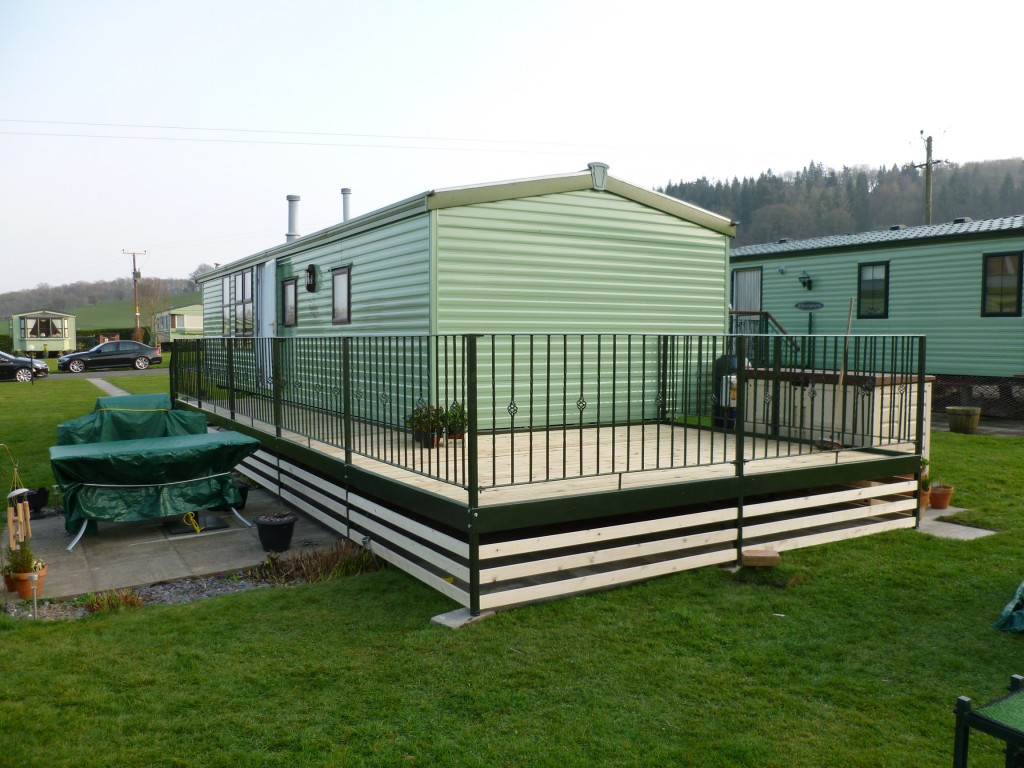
top-left (954, 674), bottom-right (1024, 767)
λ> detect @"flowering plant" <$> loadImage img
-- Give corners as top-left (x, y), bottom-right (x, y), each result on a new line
top-left (7, 538), bottom-right (45, 573)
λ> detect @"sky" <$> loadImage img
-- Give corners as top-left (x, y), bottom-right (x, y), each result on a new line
top-left (1, 0), bottom-right (1022, 293)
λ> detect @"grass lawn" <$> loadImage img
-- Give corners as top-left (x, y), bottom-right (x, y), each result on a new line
top-left (3, 386), bottom-right (1024, 766)
top-left (106, 371), bottom-right (172, 396)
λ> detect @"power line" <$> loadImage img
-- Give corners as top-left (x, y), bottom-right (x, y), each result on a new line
top-left (0, 117), bottom-right (608, 150)
top-left (0, 129), bottom-right (587, 155)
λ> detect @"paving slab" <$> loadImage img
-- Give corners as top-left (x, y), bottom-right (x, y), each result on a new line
top-left (917, 504), bottom-right (996, 541)
top-left (9, 489), bottom-right (343, 601)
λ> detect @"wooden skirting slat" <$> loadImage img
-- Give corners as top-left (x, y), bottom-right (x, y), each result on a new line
top-left (348, 508), bottom-right (470, 584)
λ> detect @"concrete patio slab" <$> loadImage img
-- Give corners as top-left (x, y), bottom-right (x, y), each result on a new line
top-left (9, 489), bottom-right (343, 601)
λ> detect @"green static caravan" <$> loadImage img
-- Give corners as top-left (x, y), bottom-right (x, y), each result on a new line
top-left (10, 309), bottom-right (76, 357)
top-left (154, 303), bottom-right (204, 348)
top-left (729, 214), bottom-right (1024, 417)
top-left (195, 163), bottom-right (736, 430)
top-left (182, 165), bottom-right (928, 615)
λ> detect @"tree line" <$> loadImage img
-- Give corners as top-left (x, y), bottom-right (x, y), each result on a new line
top-left (0, 265), bottom-right (214, 321)
top-left (660, 158), bottom-right (1024, 247)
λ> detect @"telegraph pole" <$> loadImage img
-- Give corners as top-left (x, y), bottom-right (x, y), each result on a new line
top-left (915, 132), bottom-right (946, 225)
top-left (123, 250), bottom-right (146, 337)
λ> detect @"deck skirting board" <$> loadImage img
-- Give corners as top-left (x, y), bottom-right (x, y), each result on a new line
top-left (208, 411), bottom-right (922, 614)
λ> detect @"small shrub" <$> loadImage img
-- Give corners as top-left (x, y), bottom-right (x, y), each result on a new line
top-left (83, 588), bottom-right (143, 613)
top-left (246, 541), bottom-right (382, 585)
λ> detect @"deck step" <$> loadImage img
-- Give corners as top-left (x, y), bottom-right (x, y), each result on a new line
top-left (742, 549), bottom-right (781, 568)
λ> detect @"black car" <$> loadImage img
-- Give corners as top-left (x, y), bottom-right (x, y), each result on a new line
top-left (58, 341), bottom-right (163, 373)
top-left (0, 351), bottom-right (49, 382)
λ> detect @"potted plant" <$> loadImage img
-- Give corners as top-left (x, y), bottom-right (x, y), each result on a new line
top-left (930, 478), bottom-right (955, 510)
top-left (253, 509), bottom-right (297, 552)
top-left (6, 537), bottom-right (47, 599)
top-left (405, 404), bottom-right (443, 448)
top-left (444, 402), bottom-right (467, 440)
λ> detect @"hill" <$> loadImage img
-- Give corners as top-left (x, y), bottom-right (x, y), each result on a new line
top-left (661, 157), bottom-right (1024, 247)
top-left (68, 291), bottom-right (201, 331)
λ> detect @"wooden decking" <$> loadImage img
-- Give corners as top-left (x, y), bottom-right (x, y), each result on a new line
top-left (183, 396), bottom-right (916, 507)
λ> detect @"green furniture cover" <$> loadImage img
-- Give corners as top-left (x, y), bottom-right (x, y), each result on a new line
top-left (50, 432), bottom-right (260, 528)
top-left (56, 393), bottom-right (208, 445)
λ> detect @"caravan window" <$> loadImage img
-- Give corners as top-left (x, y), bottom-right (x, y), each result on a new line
top-left (222, 268), bottom-right (254, 335)
top-left (331, 266), bottom-right (351, 325)
top-left (857, 262), bottom-right (889, 319)
top-left (982, 252), bottom-right (1022, 317)
top-left (282, 279), bottom-right (297, 327)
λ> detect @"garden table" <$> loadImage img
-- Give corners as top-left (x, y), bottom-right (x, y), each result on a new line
top-left (50, 431), bottom-right (260, 550)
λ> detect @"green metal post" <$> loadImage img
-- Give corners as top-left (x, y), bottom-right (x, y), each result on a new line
top-left (466, 334), bottom-right (481, 616)
top-left (169, 342), bottom-right (178, 404)
top-left (467, 335), bottom-right (480, 509)
top-left (657, 334), bottom-right (669, 422)
top-left (342, 336), bottom-right (353, 466)
top-left (734, 335), bottom-right (747, 562)
top-left (226, 339), bottom-right (236, 420)
top-left (272, 338), bottom-right (283, 439)
top-left (469, 532), bottom-right (481, 617)
top-left (771, 335), bottom-right (782, 438)
top-left (914, 336), bottom-right (927, 526)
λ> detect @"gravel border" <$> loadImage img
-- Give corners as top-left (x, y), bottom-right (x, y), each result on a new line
top-left (4, 572), bottom-right (277, 622)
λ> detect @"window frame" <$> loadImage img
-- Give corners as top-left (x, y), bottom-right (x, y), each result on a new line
top-left (221, 268), bottom-right (254, 336)
top-left (981, 251), bottom-right (1023, 318)
top-left (331, 266), bottom-right (352, 325)
top-left (281, 278), bottom-right (298, 327)
top-left (857, 261), bottom-right (890, 320)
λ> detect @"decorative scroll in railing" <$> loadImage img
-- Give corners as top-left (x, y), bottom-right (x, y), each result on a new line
top-left (172, 333), bottom-right (925, 492)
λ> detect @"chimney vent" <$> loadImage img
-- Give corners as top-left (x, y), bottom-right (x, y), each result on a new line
top-left (341, 188), bottom-right (351, 223)
top-left (286, 195), bottom-right (301, 243)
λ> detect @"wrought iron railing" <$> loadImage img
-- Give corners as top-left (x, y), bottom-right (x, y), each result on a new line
top-left (172, 333), bottom-right (926, 493)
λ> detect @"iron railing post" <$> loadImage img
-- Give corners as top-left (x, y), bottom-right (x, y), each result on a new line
top-left (469, 532), bottom-right (481, 617)
top-left (734, 335), bottom-right (747, 562)
top-left (342, 336), bottom-right (353, 466)
top-left (272, 337), bottom-right (283, 439)
top-left (658, 334), bottom-right (669, 422)
top-left (915, 336), bottom-right (927, 525)
top-left (467, 334), bottom-right (480, 507)
top-left (227, 338), bottom-right (236, 420)
top-left (466, 334), bottom-right (481, 616)
top-left (169, 341), bottom-right (179, 404)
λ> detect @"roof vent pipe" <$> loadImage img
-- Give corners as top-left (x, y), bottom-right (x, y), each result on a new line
top-left (341, 188), bottom-right (351, 222)
top-left (286, 195), bottom-right (301, 242)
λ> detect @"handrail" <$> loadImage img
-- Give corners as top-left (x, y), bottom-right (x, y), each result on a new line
top-left (729, 310), bottom-right (798, 349)
top-left (172, 333), bottom-right (925, 492)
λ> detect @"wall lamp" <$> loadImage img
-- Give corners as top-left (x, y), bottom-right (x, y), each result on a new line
top-left (798, 271), bottom-right (813, 290)
top-left (305, 264), bottom-right (317, 292)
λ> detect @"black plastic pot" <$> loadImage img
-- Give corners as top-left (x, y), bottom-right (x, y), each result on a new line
top-left (255, 515), bottom-right (296, 552)
top-left (26, 487), bottom-right (49, 513)
top-left (235, 481), bottom-right (251, 510)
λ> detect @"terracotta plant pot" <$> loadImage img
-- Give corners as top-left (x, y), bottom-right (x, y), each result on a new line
top-left (11, 566), bottom-right (47, 599)
top-left (930, 484), bottom-right (954, 510)
top-left (4, 573), bottom-right (16, 592)
top-left (919, 487), bottom-right (931, 511)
